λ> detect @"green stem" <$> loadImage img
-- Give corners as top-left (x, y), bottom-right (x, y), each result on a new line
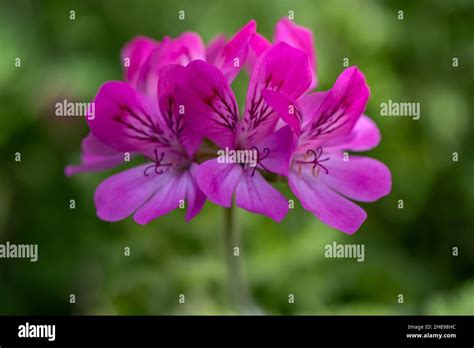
top-left (223, 204), bottom-right (250, 313)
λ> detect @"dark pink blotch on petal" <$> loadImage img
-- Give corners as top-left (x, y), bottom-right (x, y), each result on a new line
top-left (289, 168), bottom-right (367, 234)
top-left (235, 170), bottom-right (289, 222)
top-left (274, 18), bottom-right (317, 88)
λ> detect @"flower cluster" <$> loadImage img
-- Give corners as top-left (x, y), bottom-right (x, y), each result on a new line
top-left (66, 19), bottom-right (391, 234)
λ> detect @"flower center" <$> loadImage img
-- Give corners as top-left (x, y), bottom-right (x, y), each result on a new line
top-left (143, 149), bottom-right (174, 176)
top-left (249, 146), bottom-right (271, 176)
top-left (295, 147), bottom-right (330, 177)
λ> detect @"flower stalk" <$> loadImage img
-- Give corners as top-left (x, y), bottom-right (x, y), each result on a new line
top-left (223, 203), bottom-right (251, 313)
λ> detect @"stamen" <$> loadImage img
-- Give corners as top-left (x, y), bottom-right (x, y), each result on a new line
top-left (249, 146), bottom-right (271, 177)
top-left (144, 149), bottom-right (173, 176)
top-left (296, 147), bottom-right (330, 176)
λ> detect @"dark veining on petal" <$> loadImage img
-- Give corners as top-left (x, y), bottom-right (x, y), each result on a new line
top-left (113, 104), bottom-right (171, 147)
top-left (164, 97), bottom-right (185, 137)
top-left (307, 96), bottom-right (351, 139)
top-left (245, 74), bottom-right (284, 137)
top-left (203, 87), bottom-right (238, 132)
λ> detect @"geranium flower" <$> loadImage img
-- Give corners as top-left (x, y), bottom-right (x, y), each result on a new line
top-left (66, 18), bottom-right (390, 232)
top-left (176, 42), bottom-right (312, 221)
top-left (66, 21), bottom-right (256, 176)
top-left (263, 67), bottom-right (392, 233)
top-left (84, 65), bottom-right (206, 223)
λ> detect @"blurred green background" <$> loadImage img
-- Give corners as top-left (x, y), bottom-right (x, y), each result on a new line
top-left (0, 0), bottom-right (473, 315)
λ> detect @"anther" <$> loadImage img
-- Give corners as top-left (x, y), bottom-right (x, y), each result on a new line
top-left (249, 146), bottom-right (271, 176)
top-left (144, 149), bottom-right (173, 176)
top-left (296, 147), bottom-right (330, 176)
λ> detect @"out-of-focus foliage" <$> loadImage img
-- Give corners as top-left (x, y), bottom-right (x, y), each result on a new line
top-left (0, 0), bottom-right (472, 315)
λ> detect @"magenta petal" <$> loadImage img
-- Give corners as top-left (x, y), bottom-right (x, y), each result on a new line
top-left (185, 163), bottom-right (207, 221)
top-left (165, 32), bottom-right (206, 65)
top-left (241, 42), bottom-right (312, 144)
top-left (246, 33), bottom-right (271, 72)
top-left (298, 91), bottom-right (327, 128)
top-left (325, 114), bottom-right (381, 152)
top-left (88, 81), bottom-right (163, 157)
top-left (196, 159), bottom-right (243, 207)
top-left (133, 170), bottom-right (189, 225)
top-left (262, 89), bottom-right (301, 135)
top-left (251, 125), bottom-right (295, 176)
top-left (65, 133), bottom-right (126, 176)
top-left (235, 170), bottom-right (288, 222)
top-left (274, 18), bottom-right (317, 88)
top-left (178, 60), bottom-right (239, 149)
top-left (94, 164), bottom-right (166, 222)
top-left (206, 35), bottom-right (227, 66)
top-left (289, 168), bottom-right (367, 234)
top-left (65, 160), bottom-right (122, 176)
top-left (321, 155), bottom-right (391, 202)
top-left (81, 132), bottom-right (119, 157)
top-left (96, 163), bottom-right (201, 224)
top-left (250, 32), bottom-right (271, 56)
top-left (302, 67), bottom-right (370, 147)
top-left (121, 36), bottom-right (158, 87)
top-left (158, 64), bottom-right (202, 157)
top-left (137, 32), bottom-right (205, 97)
top-left (212, 20), bottom-right (256, 82)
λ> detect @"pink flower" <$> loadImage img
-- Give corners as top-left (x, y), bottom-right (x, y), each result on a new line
top-left (66, 18), bottom-right (391, 231)
top-left (176, 42), bottom-right (312, 221)
top-left (85, 65), bottom-right (206, 223)
top-left (263, 67), bottom-right (392, 233)
top-left (66, 21), bottom-right (256, 176)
